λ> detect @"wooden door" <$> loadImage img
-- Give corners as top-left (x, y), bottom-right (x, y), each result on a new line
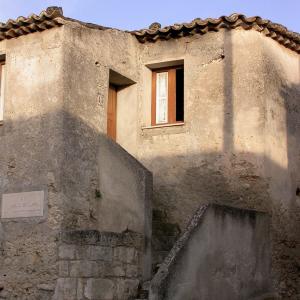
top-left (107, 85), bottom-right (117, 140)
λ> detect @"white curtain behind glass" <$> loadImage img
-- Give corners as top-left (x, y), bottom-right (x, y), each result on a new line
top-left (156, 72), bottom-right (168, 124)
top-left (0, 64), bottom-right (5, 121)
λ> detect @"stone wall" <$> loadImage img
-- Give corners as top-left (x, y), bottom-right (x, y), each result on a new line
top-left (261, 38), bottom-right (300, 298)
top-left (0, 21), bottom-right (150, 299)
top-left (54, 230), bottom-right (143, 300)
top-left (119, 29), bottom-right (299, 297)
top-left (0, 15), bottom-right (299, 298)
top-left (0, 27), bottom-right (65, 299)
top-left (61, 21), bottom-right (153, 280)
top-left (60, 20), bottom-right (141, 231)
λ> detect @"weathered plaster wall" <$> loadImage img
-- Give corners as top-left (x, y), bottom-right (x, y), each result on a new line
top-left (97, 137), bottom-right (152, 234)
top-left (117, 29), bottom-right (300, 296)
top-left (136, 29), bottom-right (269, 228)
top-left (60, 22), bottom-right (141, 232)
top-left (0, 22), bottom-right (149, 299)
top-left (156, 205), bottom-right (272, 300)
top-left (59, 20), bottom-right (153, 285)
top-left (116, 84), bottom-right (139, 155)
top-left (0, 28), bottom-right (65, 299)
top-left (97, 137), bottom-right (152, 280)
top-left (0, 18), bottom-right (299, 298)
top-left (262, 39), bottom-right (300, 297)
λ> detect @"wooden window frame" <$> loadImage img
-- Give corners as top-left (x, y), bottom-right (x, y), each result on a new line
top-left (0, 60), bottom-right (5, 122)
top-left (151, 65), bottom-right (183, 126)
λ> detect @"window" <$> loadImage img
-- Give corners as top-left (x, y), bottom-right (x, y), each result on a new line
top-left (151, 66), bottom-right (184, 126)
top-left (0, 59), bottom-right (5, 122)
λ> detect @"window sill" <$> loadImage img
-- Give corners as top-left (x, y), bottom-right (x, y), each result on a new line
top-left (142, 122), bottom-right (185, 130)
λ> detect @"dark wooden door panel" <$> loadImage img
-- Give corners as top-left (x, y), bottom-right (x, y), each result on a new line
top-left (107, 85), bottom-right (117, 140)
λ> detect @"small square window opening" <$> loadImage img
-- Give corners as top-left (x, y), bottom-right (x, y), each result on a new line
top-left (151, 65), bottom-right (184, 126)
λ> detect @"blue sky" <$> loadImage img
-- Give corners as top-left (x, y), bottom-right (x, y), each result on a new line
top-left (0, 0), bottom-right (299, 32)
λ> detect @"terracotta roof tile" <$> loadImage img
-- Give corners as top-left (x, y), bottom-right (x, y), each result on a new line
top-left (0, 7), bottom-right (64, 41)
top-left (132, 14), bottom-right (300, 54)
top-left (0, 8), bottom-right (299, 54)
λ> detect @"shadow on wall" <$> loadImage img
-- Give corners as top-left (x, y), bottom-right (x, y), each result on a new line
top-left (63, 110), bottom-right (153, 283)
top-left (0, 107), bottom-right (153, 232)
top-left (0, 110), bottom-right (298, 298)
top-left (0, 31), bottom-right (298, 299)
top-left (64, 102), bottom-right (299, 293)
top-left (0, 78), bottom-right (298, 297)
top-left (143, 29), bottom-right (300, 297)
top-left (0, 109), bottom-right (153, 298)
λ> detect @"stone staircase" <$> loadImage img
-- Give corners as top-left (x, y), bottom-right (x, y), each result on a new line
top-left (134, 281), bottom-right (150, 300)
top-left (142, 204), bottom-right (273, 300)
top-left (134, 208), bottom-right (180, 300)
top-left (151, 209), bottom-right (181, 273)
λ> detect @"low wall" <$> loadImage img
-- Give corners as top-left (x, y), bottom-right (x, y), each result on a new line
top-left (97, 137), bottom-right (152, 234)
top-left (54, 230), bottom-right (143, 300)
top-left (151, 204), bottom-right (272, 300)
top-left (97, 136), bottom-right (153, 280)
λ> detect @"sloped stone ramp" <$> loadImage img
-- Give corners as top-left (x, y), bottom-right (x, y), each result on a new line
top-left (149, 204), bottom-right (275, 300)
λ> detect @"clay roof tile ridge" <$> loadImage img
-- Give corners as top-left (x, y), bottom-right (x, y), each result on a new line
top-left (132, 13), bottom-right (300, 54)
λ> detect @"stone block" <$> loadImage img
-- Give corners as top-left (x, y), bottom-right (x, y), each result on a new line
top-left (126, 264), bottom-right (139, 278)
top-left (53, 278), bottom-right (77, 300)
top-left (60, 230), bottom-right (143, 248)
top-left (114, 247), bottom-right (138, 264)
top-left (84, 278), bottom-right (114, 300)
top-left (97, 261), bottom-right (105, 277)
top-left (74, 245), bottom-right (90, 260)
top-left (103, 261), bottom-right (126, 277)
top-left (37, 284), bottom-right (55, 291)
top-left (115, 279), bottom-right (139, 300)
top-left (58, 245), bottom-right (76, 260)
top-left (69, 260), bottom-right (98, 277)
top-left (58, 261), bottom-right (69, 277)
top-left (90, 245), bottom-right (112, 261)
top-left (77, 279), bottom-right (86, 300)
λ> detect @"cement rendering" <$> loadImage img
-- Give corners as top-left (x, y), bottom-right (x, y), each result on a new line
top-left (0, 6), bottom-right (299, 300)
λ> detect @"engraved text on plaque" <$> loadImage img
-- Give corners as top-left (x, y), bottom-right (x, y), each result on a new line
top-left (1, 190), bottom-right (44, 218)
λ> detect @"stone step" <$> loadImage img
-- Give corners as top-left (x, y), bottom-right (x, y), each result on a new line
top-left (152, 209), bottom-right (181, 271)
top-left (135, 282), bottom-right (149, 300)
top-left (136, 290), bottom-right (148, 299)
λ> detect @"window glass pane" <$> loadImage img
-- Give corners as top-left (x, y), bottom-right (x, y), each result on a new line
top-left (176, 68), bottom-right (184, 122)
top-left (0, 63), bottom-right (5, 121)
top-left (156, 72), bottom-right (168, 124)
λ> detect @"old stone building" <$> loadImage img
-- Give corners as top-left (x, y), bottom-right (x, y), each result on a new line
top-left (0, 6), bottom-right (299, 300)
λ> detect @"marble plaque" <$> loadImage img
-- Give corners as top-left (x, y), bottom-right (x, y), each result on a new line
top-left (1, 190), bottom-right (44, 218)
